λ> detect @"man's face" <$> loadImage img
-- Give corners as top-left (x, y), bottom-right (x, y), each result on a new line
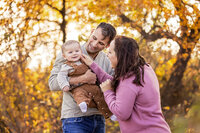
top-left (86, 28), bottom-right (110, 54)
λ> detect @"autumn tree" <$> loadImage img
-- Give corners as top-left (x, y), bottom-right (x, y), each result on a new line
top-left (0, 0), bottom-right (85, 132)
top-left (1, 0), bottom-right (200, 132)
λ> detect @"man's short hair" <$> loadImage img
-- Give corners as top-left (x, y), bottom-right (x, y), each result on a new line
top-left (96, 22), bottom-right (117, 44)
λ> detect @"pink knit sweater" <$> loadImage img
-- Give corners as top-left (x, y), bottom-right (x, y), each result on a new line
top-left (90, 62), bottom-right (171, 133)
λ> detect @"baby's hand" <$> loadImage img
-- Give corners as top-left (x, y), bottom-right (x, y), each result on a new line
top-left (62, 86), bottom-right (70, 92)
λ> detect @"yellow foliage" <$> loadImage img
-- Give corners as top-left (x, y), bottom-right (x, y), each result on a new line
top-left (167, 58), bottom-right (176, 67)
top-left (32, 97), bottom-right (35, 100)
top-left (156, 64), bottom-right (166, 77)
top-left (33, 106), bottom-right (38, 110)
top-left (163, 106), bottom-right (170, 110)
top-left (0, 0), bottom-right (199, 132)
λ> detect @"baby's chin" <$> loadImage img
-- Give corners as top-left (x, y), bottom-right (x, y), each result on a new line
top-left (73, 58), bottom-right (81, 62)
top-left (68, 57), bottom-right (81, 62)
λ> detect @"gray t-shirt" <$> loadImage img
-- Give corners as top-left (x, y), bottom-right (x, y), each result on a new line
top-left (48, 44), bottom-right (113, 119)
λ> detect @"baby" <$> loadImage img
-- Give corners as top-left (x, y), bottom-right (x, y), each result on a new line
top-left (57, 40), bottom-right (116, 120)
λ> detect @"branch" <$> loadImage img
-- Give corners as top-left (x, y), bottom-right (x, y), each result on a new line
top-left (118, 14), bottom-right (133, 23)
top-left (118, 13), bottom-right (145, 35)
top-left (26, 29), bottom-right (59, 40)
top-left (145, 30), bottom-right (181, 43)
top-left (25, 17), bottom-right (60, 25)
top-left (46, 3), bottom-right (62, 14)
top-left (118, 12), bottom-right (183, 45)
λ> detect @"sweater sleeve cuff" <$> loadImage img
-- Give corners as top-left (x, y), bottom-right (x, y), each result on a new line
top-left (103, 89), bottom-right (114, 96)
top-left (90, 62), bottom-right (98, 70)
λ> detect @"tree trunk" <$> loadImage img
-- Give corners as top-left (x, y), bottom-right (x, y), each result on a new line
top-left (161, 45), bottom-right (191, 106)
top-left (61, 0), bottom-right (66, 43)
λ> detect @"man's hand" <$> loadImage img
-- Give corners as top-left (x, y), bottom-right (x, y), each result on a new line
top-left (69, 70), bottom-right (97, 87)
top-left (83, 70), bottom-right (97, 84)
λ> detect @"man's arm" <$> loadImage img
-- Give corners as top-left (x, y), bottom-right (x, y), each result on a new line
top-left (57, 64), bottom-right (71, 91)
top-left (49, 52), bottom-right (97, 91)
top-left (49, 67), bottom-right (95, 91)
top-left (49, 73), bottom-right (62, 91)
top-left (48, 52), bottom-right (64, 91)
top-left (69, 69), bottom-right (97, 88)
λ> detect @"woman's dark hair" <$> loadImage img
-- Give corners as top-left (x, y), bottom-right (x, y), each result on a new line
top-left (111, 36), bottom-right (148, 91)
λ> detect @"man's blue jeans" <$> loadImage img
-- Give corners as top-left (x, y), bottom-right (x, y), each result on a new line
top-left (62, 115), bottom-right (105, 133)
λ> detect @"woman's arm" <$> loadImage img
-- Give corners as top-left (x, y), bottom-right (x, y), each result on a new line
top-left (90, 62), bottom-right (113, 83)
top-left (81, 54), bottom-right (113, 83)
top-left (103, 82), bottom-right (138, 121)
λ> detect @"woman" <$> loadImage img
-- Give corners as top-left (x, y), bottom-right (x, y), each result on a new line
top-left (81, 36), bottom-right (171, 133)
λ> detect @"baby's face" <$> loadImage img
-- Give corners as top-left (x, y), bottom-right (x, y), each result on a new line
top-left (63, 43), bottom-right (82, 62)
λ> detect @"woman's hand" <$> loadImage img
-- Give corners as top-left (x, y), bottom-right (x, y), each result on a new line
top-left (81, 54), bottom-right (94, 66)
top-left (100, 79), bottom-right (112, 92)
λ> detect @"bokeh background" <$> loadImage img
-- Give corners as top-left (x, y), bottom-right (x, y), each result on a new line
top-left (0, 0), bottom-right (200, 132)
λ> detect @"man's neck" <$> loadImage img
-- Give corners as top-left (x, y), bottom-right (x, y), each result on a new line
top-left (88, 52), bottom-right (98, 59)
top-left (83, 43), bottom-right (99, 59)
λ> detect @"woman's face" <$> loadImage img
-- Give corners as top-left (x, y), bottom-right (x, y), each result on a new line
top-left (108, 40), bottom-right (118, 68)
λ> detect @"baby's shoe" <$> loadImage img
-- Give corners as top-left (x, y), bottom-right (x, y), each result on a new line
top-left (79, 102), bottom-right (87, 113)
top-left (110, 115), bottom-right (117, 121)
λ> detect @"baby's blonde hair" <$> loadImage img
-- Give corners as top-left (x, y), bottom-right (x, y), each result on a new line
top-left (62, 40), bottom-right (80, 53)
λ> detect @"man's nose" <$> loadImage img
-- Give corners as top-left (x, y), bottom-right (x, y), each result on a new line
top-left (92, 40), bottom-right (98, 47)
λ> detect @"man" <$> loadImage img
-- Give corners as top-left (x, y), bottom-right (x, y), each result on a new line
top-left (48, 22), bottom-right (116, 133)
